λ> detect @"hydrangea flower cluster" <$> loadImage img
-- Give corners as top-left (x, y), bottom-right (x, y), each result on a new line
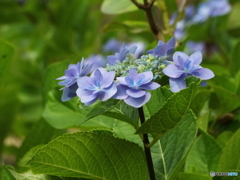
top-left (57, 37), bottom-right (214, 108)
top-left (171, 0), bottom-right (231, 40)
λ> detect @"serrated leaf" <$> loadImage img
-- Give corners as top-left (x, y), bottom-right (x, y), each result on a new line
top-left (152, 110), bottom-right (198, 180)
top-left (43, 90), bottom-right (115, 129)
top-left (136, 79), bottom-right (200, 135)
top-left (28, 132), bottom-right (149, 180)
top-left (144, 87), bottom-right (173, 120)
top-left (185, 130), bottom-right (222, 175)
top-left (0, 39), bottom-right (14, 79)
top-left (218, 129), bottom-right (240, 171)
top-left (2, 166), bottom-right (48, 180)
top-left (101, 0), bottom-right (138, 15)
top-left (176, 172), bottom-right (211, 180)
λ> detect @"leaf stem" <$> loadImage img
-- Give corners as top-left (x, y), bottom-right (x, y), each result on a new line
top-left (138, 107), bottom-right (156, 180)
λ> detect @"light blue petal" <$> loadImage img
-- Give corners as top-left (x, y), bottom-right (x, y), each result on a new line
top-left (139, 82), bottom-right (160, 90)
top-left (124, 92), bottom-right (151, 108)
top-left (99, 83), bottom-right (117, 101)
top-left (112, 84), bottom-right (129, 100)
top-left (126, 89), bottom-right (146, 98)
top-left (163, 64), bottom-right (184, 78)
top-left (191, 68), bottom-right (214, 80)
top-left (169, 75), bottom-right (188, 92)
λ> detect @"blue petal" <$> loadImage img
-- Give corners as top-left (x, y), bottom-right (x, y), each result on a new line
top-left (99, 83), bottom-right (117, 101)
top-left (124, 92), bottom-right (151, 108)
top-left (112, 84), bottom-right (129, 100)
top-left (139, 82), bottom-right (160, 90)
top-left (77, 88), bottom-right (98, 103)
top-left (61, 84), bottom-right (78, 102)
top-left (126, 89), bottom-right (146, 98)
top-left (107, 55), bottom-right (117, 65)
top-left (163, 64), bottom-right (184, 78)
top-left (173, 51), bottom-right (189, 67)
top-left (191, 68), bottom-right (214, 80)
top-left (169, 75), bottom-right (188, 92)
top-left (102, 71), bottom-right (115, 88)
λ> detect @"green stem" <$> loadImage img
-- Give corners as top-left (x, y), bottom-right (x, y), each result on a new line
top-left (138, 107), bottom-right (156, 180)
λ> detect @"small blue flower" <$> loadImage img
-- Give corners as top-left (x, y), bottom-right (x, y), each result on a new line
top-left (146, 37), bottom-right (175, 58)
top-left (107, 44), bottom-right (137, 65)
top-left (57, 59), bottom-right (93, 102)
top-left (192, 0), bottom-right (231, 23)
top-left (76, 68), bottom-right (117, 106)
top-left (163, 51), bottom-right (214, 92)
top-left (113, 69), bottom-right (160, 108)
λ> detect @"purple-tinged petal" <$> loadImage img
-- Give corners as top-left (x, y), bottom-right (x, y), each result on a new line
top-left (128, 46), bottom-right (137, 54)
top-left (107, 55), bottom-right (117, 65)
top-left (154, 44), bottom-right (168, 57)
top-left (169, 75), bottom-right (188, 92)
top-left (189, 51), bottom-right (202, 66)
top-left (191, 68), bottom-right (215, 80)
top-left (65, 69), bottom-right (77, 77)
top-left (166, 37), bottom-right (176, 49)
top-left (138, 71), bottom-right (153, 84)
top-left (157, 41), bottom-right (165, 45)
top-left (116, 77), bottom-right (128, 86)
top-left (173, 51), bottom-right (189, 66)
top-left (112, 84), bottom-right (129, 99)
top-left (163, 64), bottom-right (185, 78)
top-left (139, 82), bottom-right (160, 90)
top-left (166, 47), bottom-right (175, 56)
top-left (58, 79), bottom-right (73, 86)
top-left (84, 96), bottom-right (99, 106)
top-left (125, 76), bottom-right (134, 86)
top-left (200, 80), bottom-right (207, 87)
top-left (99, 83), bottom-right (117, 101)
top-left (128, 68), bottom-right (138, 79)
top-left (146, 49), bottom-right (154, 54)
top-left (126, 89), bottom-right (146, 98)
top-left (77, 76), bottom-right (93, 89)
top-left (102, 71), bottom-right (116, 88)
top-left (56, 76), bottom-right (68, 80)
top-left (93, 69), bottom-right (103, 87)
top-left (77, 88), bottom-right (98, 103)
top-left (124, 92), bottom-right (151, 108)
top-left (61, 84), bottom-right (78, 102)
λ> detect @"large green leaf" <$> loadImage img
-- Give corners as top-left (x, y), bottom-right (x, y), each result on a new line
top-left (230, 40), bottom-right (240, 76)
top-left (211, 85), bottom-right (240, 114)
top-left (185, 130), bottom-right (222, 175)
top-left (113, 110), bottom-right (197, 180)
top-left (218, 129), bottom-right (240, 171)
top-left (28, 132), bottom-right (149, 180)
top-left (136, 78), bottom-right (200, 135)
top-left (101, 0), bottom-right (139, 15)
top-left (152, 110), bottom-right (198, 180)
top-left (144, 87), bottom-right (173, 120)
top-left (176, 173), bottom-right (211, 180)
top-left (43, 90), bottom-right (115, 129)
top-left (0, 39), bottom-right (14, 79)
top-left (216, 131), bottom-right (233, 149)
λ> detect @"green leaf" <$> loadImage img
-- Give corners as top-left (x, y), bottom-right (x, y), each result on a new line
top-left (1, 166), bottom-right (15, 180)
top-left (218, 129), bottom-right (240, 171)
top-left (197, 113), bottom-right (210, 132)
top-left (216, 131), bottom-right (233, 149)
top-left (211, 85), bottom-right (240, 114)
top-left (136, 78), bottom-right (200, 135)
top-left (83, 99), bottom-right (120, 122)
top-left (176, 172), bottom-right (211, 180)
top-left (102, 21), bottom-right (149, 33)
top-left (101, 0), bottom-right (139, 15)
top-left (152, 110), bottom-right (198, 180)
top-left (230, 40), bottom-right (240, 76)
top-left (43, 90), bottom-right (115, 129)
top-left (185, 130), bottom-right (222, 175)
top-left (17, 119), bottom-right (57, 161)
top-left (0, 39), bottom-right (14, 79)
top-left (2, 166), bottom-right (48, 180)
top-left (28, 132), bottom-right (149, 180)
top-left (144, 87), bottom-right (173, 120)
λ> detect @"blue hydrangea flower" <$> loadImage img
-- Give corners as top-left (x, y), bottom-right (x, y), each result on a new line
top-left (146, 37), bottom-right (175, 57)
top-left (192, 0), bottom-right (231, 23)
top-left (113, 68), bottom-right (160, 108)
top-left (84, 54), bottom-right (106, 73)
top-left (76, 68), bottom-right (117, 106)
top-left (163, 51), bottom-right (214, 92)
top-left (57, 59), bottom-right (93, 102)
top-left (107, 44), bottom-right (137, 65)
top-left (185, 41), bottom-right (205, 54)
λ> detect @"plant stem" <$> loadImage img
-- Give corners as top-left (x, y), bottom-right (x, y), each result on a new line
top-left (138, 107), bottom-right (156, 180)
